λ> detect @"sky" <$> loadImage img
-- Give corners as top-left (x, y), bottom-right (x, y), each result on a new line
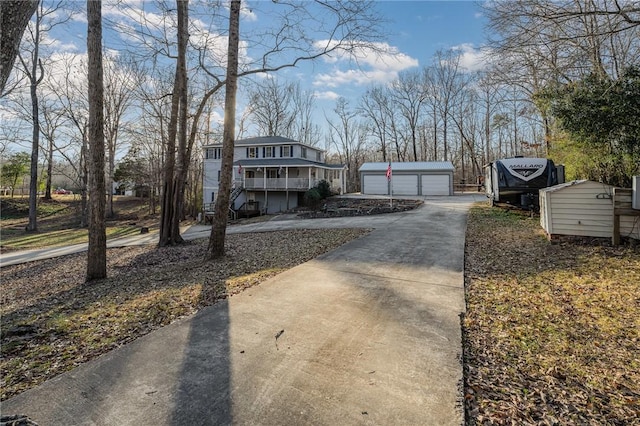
top-left (6, 0), bottom-right (490, 143)
top-left (308, 1), bottom-right (488, 112)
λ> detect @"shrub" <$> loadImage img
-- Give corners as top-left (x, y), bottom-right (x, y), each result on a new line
top-left (316, 179), bottom-right (332, 199)
top-left (303, 188), bottom-right (322, 209)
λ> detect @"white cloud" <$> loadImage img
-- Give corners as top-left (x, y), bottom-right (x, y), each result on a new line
top-left (314, 90), bottom-right (340, 101)
top-left (311, 40), bottom-right (419, 87)
top-left (451, 43), bottom-right (494, 72)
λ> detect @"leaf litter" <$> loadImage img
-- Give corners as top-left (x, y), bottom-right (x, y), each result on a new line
top-left (0, 228), bottom-right (370, 401)
top-left (463, 205), bottom-right (639, 425)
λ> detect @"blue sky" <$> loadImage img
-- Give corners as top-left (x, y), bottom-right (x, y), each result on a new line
top-left (8, 0), bottom-right (489, 139)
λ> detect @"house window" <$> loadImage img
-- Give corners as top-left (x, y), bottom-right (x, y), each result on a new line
top-left (281, 146), bottom-right (291, 157)
top-left (316, 151), bottom-right (321, 162)
top-left (264, 146), bottom-right (275, 158)
top-left (267, 169), bottom-right (278, 179)
top-left (205, 148), bottom-right (222, 159)
top-left (246, 171), bottom-right (255, 178)
top-left (247, 147), bottom-right (258, 158)
top-left (301, 147), bottom-right (307, 158)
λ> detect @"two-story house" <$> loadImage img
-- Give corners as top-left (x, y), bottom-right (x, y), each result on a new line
top-left (203, 136), bottom-right (346, 215)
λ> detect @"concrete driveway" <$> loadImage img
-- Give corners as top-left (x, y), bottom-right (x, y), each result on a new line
top-left (2, 195), bottom-right (483, 425)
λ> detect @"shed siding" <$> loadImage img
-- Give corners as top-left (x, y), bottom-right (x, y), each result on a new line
top-left (541, 181), bottom-right (639, 240)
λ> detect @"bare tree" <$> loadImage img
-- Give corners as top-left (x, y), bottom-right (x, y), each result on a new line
top-left (391, 69), bottom-right (427, 161)
top-left (50, 54), bottom-right (91, 226)
top-left (104, 55), bottom-right (134, 217)
top-left (39, 96), bottom-right (66, 199)
top-left (246, 78), bottom-right (295, 136)
top-left (430, 50), bottom-right (466, 162)
top-left (158, 0), bottom-right (189, 247)
top-left (207, 0), bottom-right (240, 258)
top-left (0, 0), bottom-right (38, 94)
top-left (86, 0), bottom-right (107, 280)
top-left (289, 82), bottom-right (321, 146)
top-left (246, 79), bottom-right (320, 144)
top-left (327, 97), bottom-right (367, 192)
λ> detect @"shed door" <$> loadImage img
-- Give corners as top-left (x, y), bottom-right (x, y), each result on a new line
top-left (421, 174), bottom-right (450, 195)
top-left (363, 175), bottom-right (389, 195)
top-left (392, 175), bottom-right (418, 195)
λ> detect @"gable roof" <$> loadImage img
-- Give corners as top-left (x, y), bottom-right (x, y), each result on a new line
top-left (539, 179), bottom-right (611, 193)
top-left (359, 161), bottom-right (455, 172)
top-left (236, 136), bottom-right (297, 145)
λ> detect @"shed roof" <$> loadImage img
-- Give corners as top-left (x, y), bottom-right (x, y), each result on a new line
top-left (358, 161), bottom-right (454, 172)
top-left (539, 180), bottom-right (611, 193)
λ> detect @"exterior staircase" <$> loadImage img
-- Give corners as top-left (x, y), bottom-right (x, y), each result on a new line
top-left (229, 184), bottom-right (243, 207)
top-left (227, 183), bottom-right (244, 220)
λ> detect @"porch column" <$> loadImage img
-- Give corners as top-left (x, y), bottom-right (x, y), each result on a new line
top-left (342, 167), bottom-right (346, 194)
top-left (308, 168), bottom-right (312, 189)
top-left (264, 168), bottom-right (267, 189)
top-left (286, 167), bottom-right (289, 210)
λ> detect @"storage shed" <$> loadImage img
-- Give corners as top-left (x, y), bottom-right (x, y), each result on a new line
top-left (540, 180), bottom-right (639, 240)
top-left (359, 161), bottom-right (454, 196)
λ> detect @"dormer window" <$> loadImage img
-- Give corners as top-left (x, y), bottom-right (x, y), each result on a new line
top-left (301, 147), bottom-right (307, 158)
top-left (247, 147), bottom-right (258, 158)
top-left (264, 146), bottom-right (275, 158)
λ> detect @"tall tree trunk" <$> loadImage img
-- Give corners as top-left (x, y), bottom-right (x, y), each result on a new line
top-left (80, 131), bottom-right (89, 228)
top-left (159, 0), bottom-right (188, 247)
top-left (208, 0), bottom-right (240, 258)
top-left (106, 140), bottom-right (115, 217)
top-left (27, 69), bottom-right (39, 232)
top-left (26, 11), bottom-right (43, 233)
top-left (0, 0), bottom-right (38, 93)
top-left (44, 136), bottom-right (53, 199)
top-left (86, 0), bottom-right (107, 280)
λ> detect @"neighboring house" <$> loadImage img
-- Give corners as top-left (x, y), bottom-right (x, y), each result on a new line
top-left (203, 136), bottom-right (346, 215)
top-left (359, 162), bottom-right (455, 196)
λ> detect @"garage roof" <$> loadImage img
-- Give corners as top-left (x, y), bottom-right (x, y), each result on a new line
top-left (359, 161), bottom-right (454, 172)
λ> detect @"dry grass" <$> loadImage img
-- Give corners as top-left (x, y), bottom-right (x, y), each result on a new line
top-left (0, 228), bottom-right (370, 400)
top-left (463, 205), bottom-right (640, 425)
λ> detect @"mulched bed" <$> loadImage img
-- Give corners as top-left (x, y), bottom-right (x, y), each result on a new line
top-left (298, 198), bottom-right (422, 218)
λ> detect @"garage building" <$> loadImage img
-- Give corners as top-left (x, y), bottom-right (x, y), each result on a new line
top-left (359, 161), bottom-right (455, 196)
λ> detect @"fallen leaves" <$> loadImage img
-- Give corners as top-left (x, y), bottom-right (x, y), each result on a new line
top-left (0, 228), bottom-right (370, 401)
top-left (463, 205), bottom-right (640, 424)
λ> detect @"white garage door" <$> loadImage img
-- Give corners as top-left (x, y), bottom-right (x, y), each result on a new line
top-left (363, 175), bottom-right (389, 195)
top-left (392, 175), bottom-right (418, 195)
top-left (421, 174), bottom-right (450, 195)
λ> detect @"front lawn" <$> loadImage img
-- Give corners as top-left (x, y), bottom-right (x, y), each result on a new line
top-left (463, 205), bottom-right (639, 424)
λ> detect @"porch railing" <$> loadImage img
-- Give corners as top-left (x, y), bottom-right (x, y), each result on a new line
top-left (243, 178), bottom-right (316, 190)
